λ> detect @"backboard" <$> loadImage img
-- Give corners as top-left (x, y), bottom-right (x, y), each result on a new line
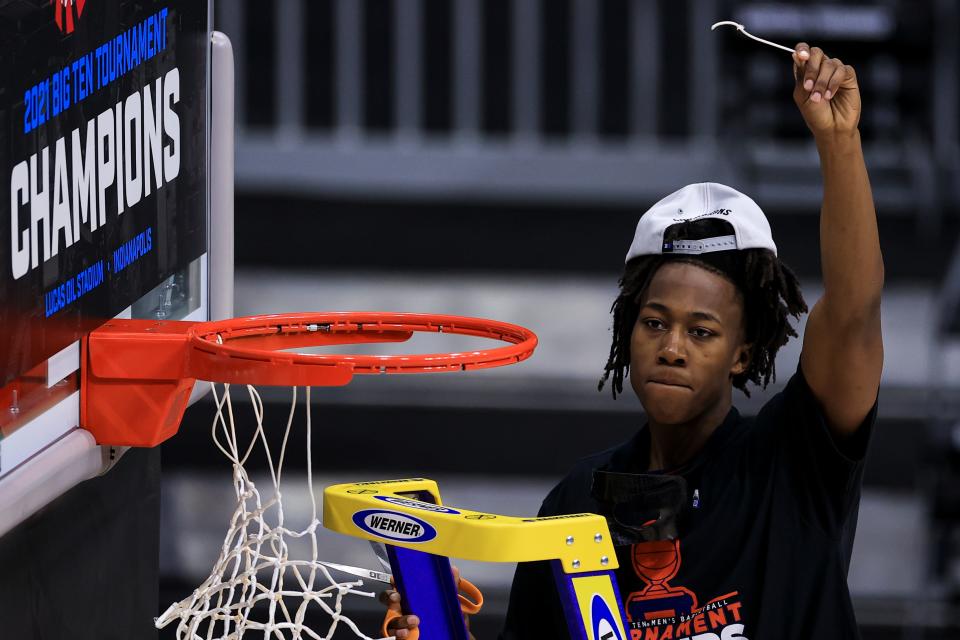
top-left (0, 0), bottom-right (232, 537)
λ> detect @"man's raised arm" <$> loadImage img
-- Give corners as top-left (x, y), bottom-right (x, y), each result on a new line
top-left (793, 43), bottom-right (885, 438)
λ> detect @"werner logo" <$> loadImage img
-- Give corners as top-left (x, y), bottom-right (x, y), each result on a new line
top-left (591, 594), bottom-right (624, 640)
top-left (53, 0), bottom-right (87, 34)
top-left (352, 510), bottom-right (436, 543)
top-left (374, 496), bottom-right (461, 515)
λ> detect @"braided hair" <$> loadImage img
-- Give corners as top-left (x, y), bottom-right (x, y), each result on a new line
top-left (599, 219), bottom-right (807, 398)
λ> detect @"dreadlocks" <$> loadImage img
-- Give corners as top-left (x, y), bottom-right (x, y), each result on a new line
top-left (599, 219), bottom-right (807, 398)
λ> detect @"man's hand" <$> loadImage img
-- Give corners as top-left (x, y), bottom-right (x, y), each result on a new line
top-left (792, 43), bottom-right (861, 137)
top-left (378, 565), bottom-right (475, 640)
top-left (378, 588), bottom-right (420, 639)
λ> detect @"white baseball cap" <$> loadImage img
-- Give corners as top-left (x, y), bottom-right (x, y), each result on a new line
top-left (625, 182), bottom-right (777, 262)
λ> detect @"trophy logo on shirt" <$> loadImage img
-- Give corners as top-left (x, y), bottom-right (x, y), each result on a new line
top-left (625, 539), bottom-right (699, 622)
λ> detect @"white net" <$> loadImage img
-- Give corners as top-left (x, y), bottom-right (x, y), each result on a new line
top-left (155, 383), bottom-right (389, 640)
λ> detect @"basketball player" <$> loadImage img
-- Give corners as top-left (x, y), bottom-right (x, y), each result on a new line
top-left (383, 42), bottom-right (882, 640)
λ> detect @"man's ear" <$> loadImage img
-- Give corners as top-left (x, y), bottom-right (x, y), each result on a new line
top-left (731, 343), bottom-right (753, 376)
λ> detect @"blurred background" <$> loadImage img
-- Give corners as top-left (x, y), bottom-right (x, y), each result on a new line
top-left (160, 0), bottom-right (960, 637)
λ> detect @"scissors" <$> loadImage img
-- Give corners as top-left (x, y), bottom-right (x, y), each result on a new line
top-left (317, 560), bottom-right (395, 586)
top-left (317, 542), bottom-right (483, 640)
top-left (318, 542), bottom-right (482, 639)
top-left (316, 559), bottom-right (483, 614)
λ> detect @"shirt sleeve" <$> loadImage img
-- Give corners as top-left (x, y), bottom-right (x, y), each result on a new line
top-left (759, 365), bottom-right (877, 536)
top-left (498, 485), bottom-right (571, 640)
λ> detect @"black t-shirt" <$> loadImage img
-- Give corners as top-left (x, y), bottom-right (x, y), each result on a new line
top-left (500, 368), bottom-right (875, 640)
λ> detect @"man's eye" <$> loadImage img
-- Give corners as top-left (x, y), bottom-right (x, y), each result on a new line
top-left (644, 319), bottom-right (665, 330)
top-left (690, 327), bottom-right (713, 338)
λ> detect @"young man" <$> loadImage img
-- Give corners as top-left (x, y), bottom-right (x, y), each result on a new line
top-left (384, 42), bottom-right (883, 640)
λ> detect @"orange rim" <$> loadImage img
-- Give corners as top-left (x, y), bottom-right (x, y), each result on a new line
top-left (186, 312), bottom-right (538, 384)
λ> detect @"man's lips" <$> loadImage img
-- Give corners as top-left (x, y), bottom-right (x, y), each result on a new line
top-left (646, 377), bottom-right (692, 389)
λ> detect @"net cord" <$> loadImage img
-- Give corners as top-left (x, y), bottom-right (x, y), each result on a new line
top-left (155, 379), bottom-right (391, 640)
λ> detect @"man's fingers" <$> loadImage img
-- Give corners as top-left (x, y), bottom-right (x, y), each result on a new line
top-left (803, 46), bottom-right (824, 91)
top-left (792, 44), bottom-right (809, 89)
top-left (391, 616), bottom-right (421, 640)
top-left (380, 589), bottom-right (421, 639)
top-left (452, 565), bottom-right (462, 588)
top-left (824, 61), bottom-right (846, 100)
top-left (388, 615), bottom-right (420, 630)
top-left (812, 59), bottom-right (841, 103)
top-left (803, 47), bottom-right (825, 93)
top-left (379, 589), bottom-right (402, 610)
top-left (840, 64), bottom-right (858, 89)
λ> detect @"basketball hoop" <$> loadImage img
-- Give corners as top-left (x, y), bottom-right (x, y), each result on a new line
top-left (82, 312), bottom-right (538, 447)
top-left (80, 312), bottom-right (537, 640)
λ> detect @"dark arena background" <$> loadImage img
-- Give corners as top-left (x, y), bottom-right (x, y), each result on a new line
top-left (3, 0), bottom-right (960, 638)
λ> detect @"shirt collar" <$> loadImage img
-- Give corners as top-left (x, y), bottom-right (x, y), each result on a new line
top-left (609, 406), bottom-right (741, 475)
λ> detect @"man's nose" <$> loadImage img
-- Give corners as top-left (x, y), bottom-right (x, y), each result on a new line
top-left (657, 329), bottom-right (687, 365)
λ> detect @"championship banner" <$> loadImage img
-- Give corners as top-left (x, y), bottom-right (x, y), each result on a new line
top-left (0, 0), bottom-right (209, 384)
